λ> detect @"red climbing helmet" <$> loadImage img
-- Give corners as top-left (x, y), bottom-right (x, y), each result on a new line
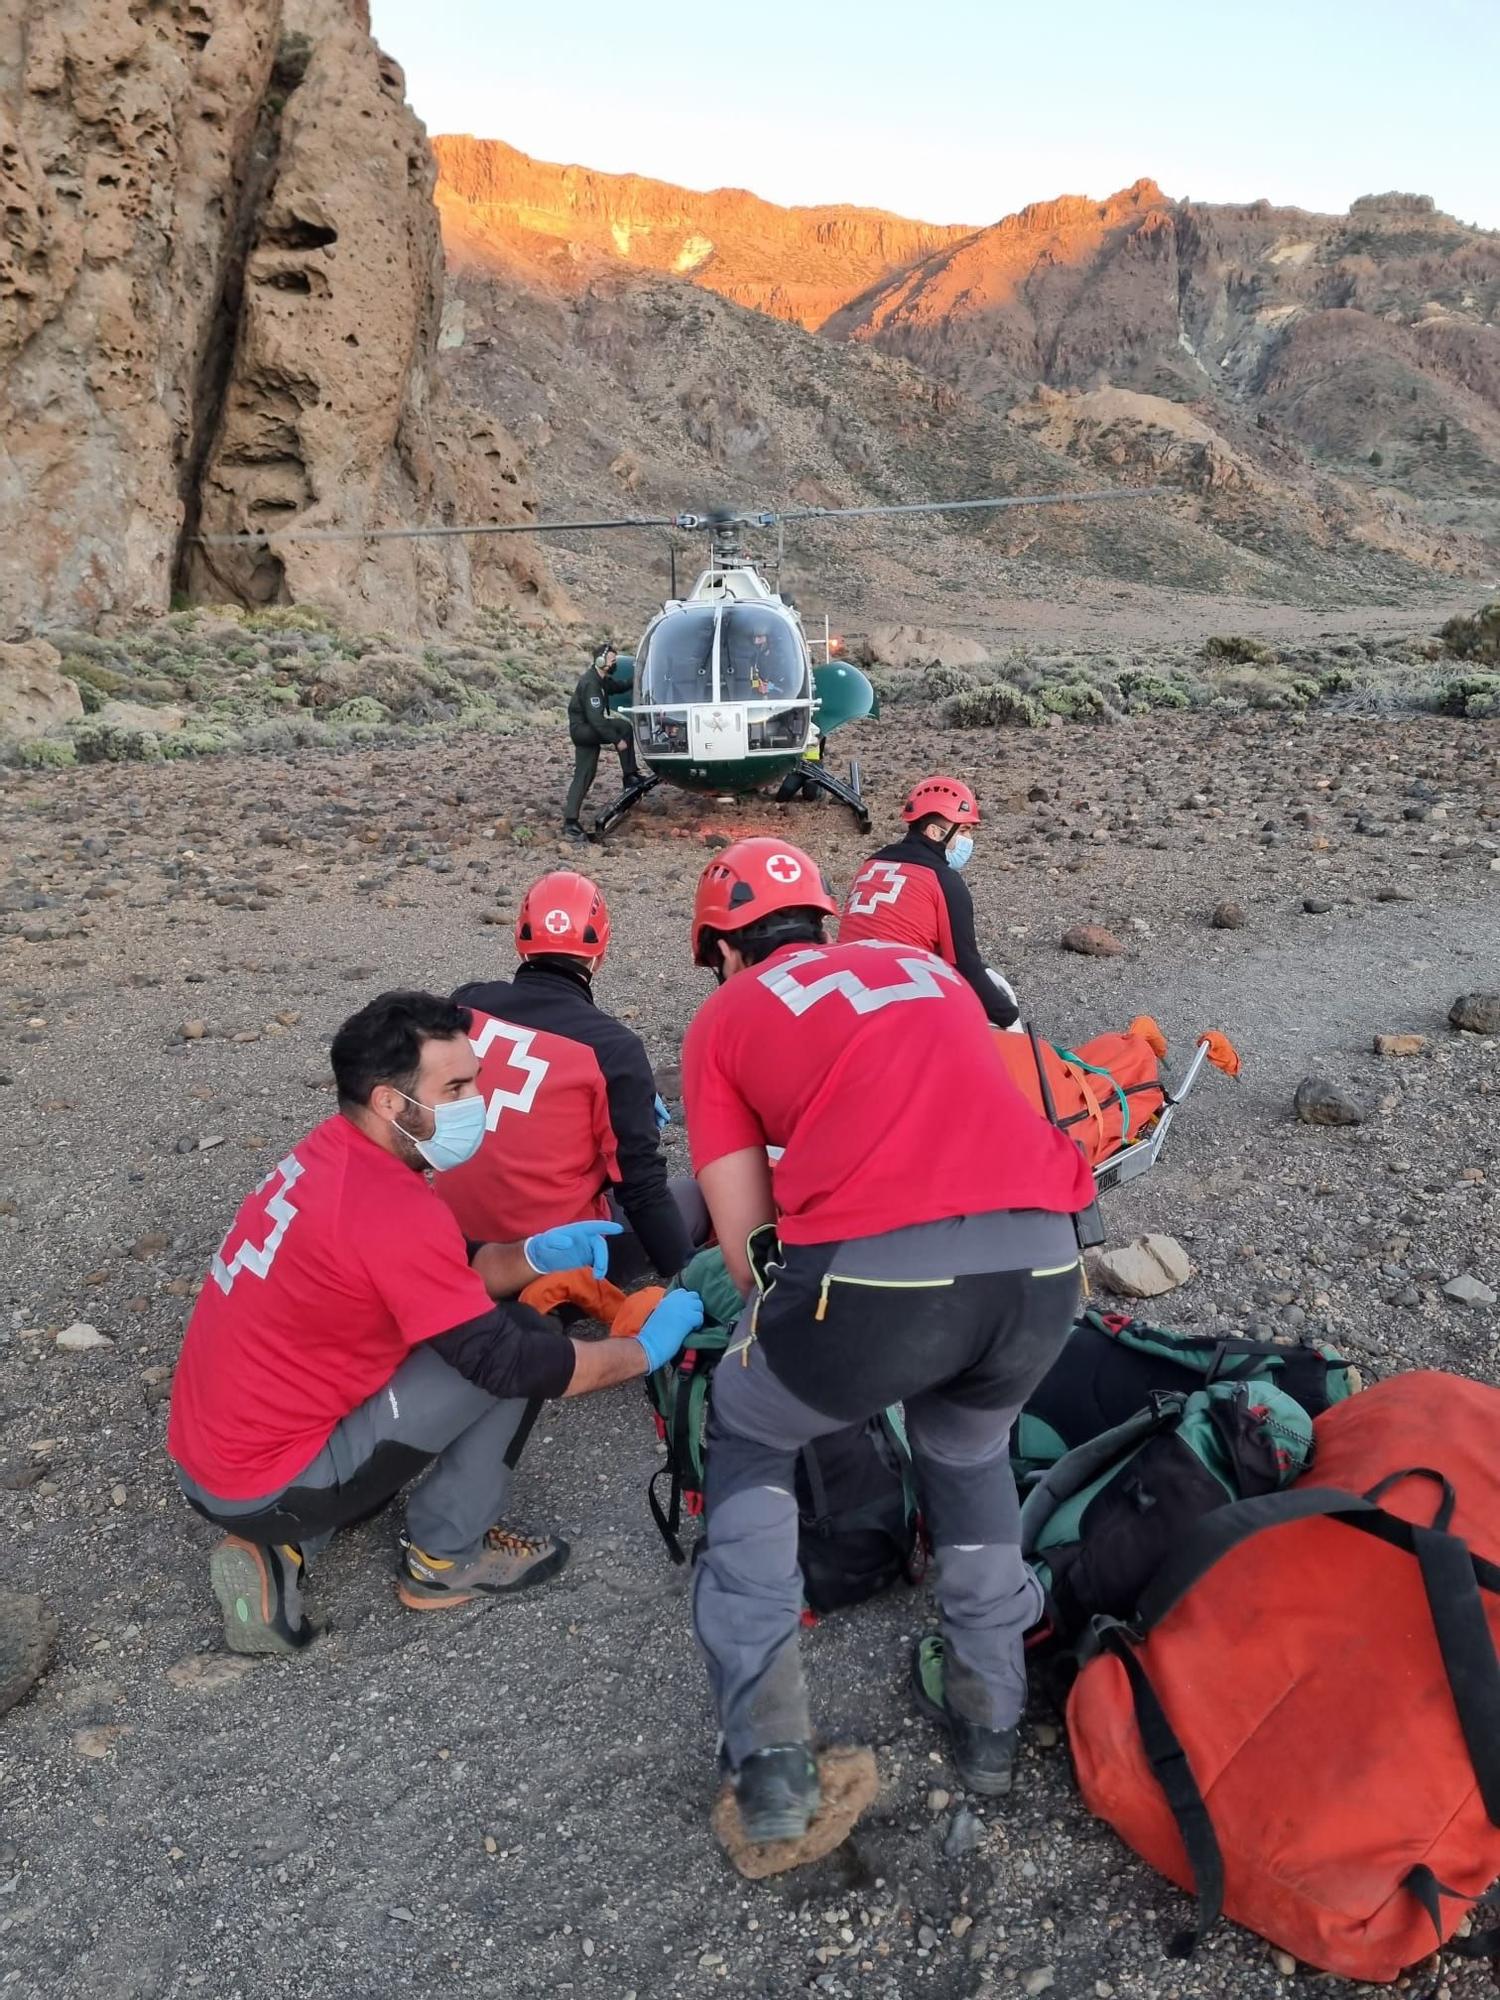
top-left (690, 838), bottom-right (838, 967)
top-left (516, 871), bottom-right (611, 962)
top-left (901, 775), bottom-right (980, 826)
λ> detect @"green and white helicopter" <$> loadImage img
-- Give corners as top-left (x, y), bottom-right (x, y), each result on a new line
top-left (205, 488), bottom-right (1150, 838)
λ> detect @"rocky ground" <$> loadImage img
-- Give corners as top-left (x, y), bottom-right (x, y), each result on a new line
top-left (1, 708), bottom-right (1497, 2000)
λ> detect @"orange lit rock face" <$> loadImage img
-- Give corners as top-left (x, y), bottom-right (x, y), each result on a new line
top-left (433, 136), bottom-right (972, 330)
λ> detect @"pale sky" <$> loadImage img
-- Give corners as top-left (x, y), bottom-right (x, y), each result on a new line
top-left (369, 0), bottom-right (1499, 232)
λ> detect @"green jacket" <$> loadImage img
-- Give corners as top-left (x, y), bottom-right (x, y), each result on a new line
top-left (568, 664), bottom-right (629, 748)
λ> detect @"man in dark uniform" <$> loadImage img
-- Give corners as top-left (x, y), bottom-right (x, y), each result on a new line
top-left (682, 838), bottom-right (1090, 1842)
top-left (564, 644), bottom-right (642, 838)
top-left (437, 870), bottom-right (701, 1282)
top-left (839, 774), bottom-right (1020, 1028)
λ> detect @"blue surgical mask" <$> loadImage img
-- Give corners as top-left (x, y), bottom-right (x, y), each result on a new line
top-left (393, 1090), bottom-right (487, 1172)
top-left (947, 833), bottom-right (974, 871)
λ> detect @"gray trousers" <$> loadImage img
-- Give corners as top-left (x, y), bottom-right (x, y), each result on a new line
top-left (177, 1346), bottom-right (536, 1564)
top-left (564, 733), bottom-right (637, 821)
top-left (691, 1223), bottom-right (1080, 1767)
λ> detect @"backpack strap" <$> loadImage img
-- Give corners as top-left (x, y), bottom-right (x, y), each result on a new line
top-left (1403, 1866), bottom-right (1500, 1962)
top-left (1100, 1625), bottom-right (1224, 1956)
top-left (647, 1464), bottom-right (687, 1565)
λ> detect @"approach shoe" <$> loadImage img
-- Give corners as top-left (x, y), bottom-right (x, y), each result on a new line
top-left (562, 819), bottom-right (587, 842)
top-left (911, 1634), bottom-right (1018, 1797)
top-left (209, 1537), bottom-right (316, 1657)
top-left (733, 1743), bottom-right (822, 1845)
top-left (396, 1524), bottom-right (570, 1610)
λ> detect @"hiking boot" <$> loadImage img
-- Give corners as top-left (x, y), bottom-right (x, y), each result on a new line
top-left (911, 1635), bottom-right (1018, 1797)
top-left (733, 1743), bottom-right (821, 1844)
top-left (396, 1524), bottom-right (570, 1610)
top-left (563, 819), bottom-right (587, 842)
top-left (209, 1537), bottom-right (316, 1657)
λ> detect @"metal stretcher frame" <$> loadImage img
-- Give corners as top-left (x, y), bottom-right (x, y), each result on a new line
top-left (1092, 1038), bottom-right (1211, 1196)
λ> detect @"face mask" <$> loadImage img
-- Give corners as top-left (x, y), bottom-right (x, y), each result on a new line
top-left (392, 1090), bottom-right (487, 1172)
top-left (947, 833), bottom-right (974, 871)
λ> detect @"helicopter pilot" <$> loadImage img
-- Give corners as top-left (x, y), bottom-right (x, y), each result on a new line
top-left (564, 645), bottom-right (644, 838)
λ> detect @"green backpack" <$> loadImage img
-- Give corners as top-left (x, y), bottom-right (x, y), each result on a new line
top-left (644, 1246), bottom-right (921, 1614)
top-left (1013, 1306), bottom-right (1357, 1485)
top-left (1019, 1379), bottom-right (1315, 1650)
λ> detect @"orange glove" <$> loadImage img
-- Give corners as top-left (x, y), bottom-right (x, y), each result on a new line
top-left (610, 1286), bottom-right (667, 1340)
top-left (518, 1270), bottom-right (628, 1323)
top-left (1198, 1030), bottom-right (1242, 1078)
top-left (1126, 1014), bottom-right (1169, 1061)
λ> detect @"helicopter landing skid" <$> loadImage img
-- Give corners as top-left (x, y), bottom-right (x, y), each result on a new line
top-left (777, 757), bottom-right (871, 833)
top-left (589, 774), bottom-right (663, 840)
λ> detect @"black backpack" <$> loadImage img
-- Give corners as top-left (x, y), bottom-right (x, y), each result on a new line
top-left (1013, 1306), bottom-right (1358, 1484)
top-left (644, 1249), bottom-right (920, 1615)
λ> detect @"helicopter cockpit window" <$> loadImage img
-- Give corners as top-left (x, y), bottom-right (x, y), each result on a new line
top-left (636, 609), bottom-right (716, 708)
top-left (719, 610), bottom-right (804, 704)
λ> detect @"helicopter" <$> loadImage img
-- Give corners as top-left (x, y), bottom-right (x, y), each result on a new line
top-left (201, 488), bottom-right (1155, 837)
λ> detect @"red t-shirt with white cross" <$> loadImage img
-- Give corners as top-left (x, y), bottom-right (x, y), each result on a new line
top-left (683, 939), bottom-right (1092, 1245)
top-left (167, 1116), bottom-right (493, 1500)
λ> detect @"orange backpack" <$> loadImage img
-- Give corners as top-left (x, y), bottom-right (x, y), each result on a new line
top-left (1066, 1372), bottom-right (1500, 1982)
top-left (993, 1022), bottom-right (1168, 1165)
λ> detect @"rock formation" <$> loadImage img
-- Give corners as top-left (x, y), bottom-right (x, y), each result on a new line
top-left (434, 135), bottom-right (972, 331)
top-left (0, 1), bottom-right (555, 640)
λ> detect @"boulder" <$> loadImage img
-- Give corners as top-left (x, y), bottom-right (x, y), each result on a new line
top-left (1450, 994), bottom-right (1500, 1035)
top-left (1372, 1033), bottom-right (1426, 1057)
top-left (1090, 1234), bottom-right (1193, 1298)
top-left (1061, 923), bottom-right (1125, 957)
top-left (1211, 900), bottom-right (1247, 929)
top-left (1294, 1078), bottom-right (1364, 1127)
top-left (97, 698), bottom-right (185, 734)
top-left (1443, 1274), bottom-right (1496, 1307)
top-left (0, 1591), bottom-right (56, 1718)
top-left (0, 639), bottom-right (83, 740)
top-left (712, 1745), bottom-right (878, 1879)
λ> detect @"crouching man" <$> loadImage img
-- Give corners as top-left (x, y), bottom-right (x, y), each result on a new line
top-left (166, 989), bottom-right (701, 1655)
top-left (682, 840), bottom-right (1091, 1841)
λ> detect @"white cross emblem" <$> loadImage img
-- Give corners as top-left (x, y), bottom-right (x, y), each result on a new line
top-left (759, 944), bottom-right (962, 1016)
top-left (469, 1018), bottom-right (551, 1130)
top-left (543, 909), bottom-right (571, 935)
top-left (765, 853), bottom-right (803, 885)
top-left (846, 860), bottom-right (906, 917)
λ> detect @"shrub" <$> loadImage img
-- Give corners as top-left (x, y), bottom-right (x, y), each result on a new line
top-left (1204, 634), bottom-right (1276, 665)
top-left (74, 722), bottom-right (163, 763)
top-left (1117, 668), bottom-right (1190, 711)
top-left (1440, 604), bottom-right (1500, 664)
top-left (17, 737), bottom-right (76, 769)
top-left (1436, 674), bottom-right (1500, 719)
top-left (1038, 679), bottom-right (1110, 721)
top-left (327, 696), bottom-right (390, 725)
top-left (940, 684), bottom-right (1044, 729)
top-left (161, 726), bottom-right (241, 758)
top-left (243, 605), bottom-right (339, 635)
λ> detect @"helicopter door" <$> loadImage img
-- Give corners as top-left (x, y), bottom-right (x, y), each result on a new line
top-left (687, 703), bottom-right (750, 760)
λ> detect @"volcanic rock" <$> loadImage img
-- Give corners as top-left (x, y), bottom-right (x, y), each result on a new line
top-left (1091, 1234), bottom-right (1193, 1298)
top-left (0, 641), bottom-right (84, 740)
top-left (1294, 1078), bottom-right (1364, 1126)
top-left (1450, 994), bottom-right (1500, 1035)
top-left (1062, 923), bottom-right (1125, 957)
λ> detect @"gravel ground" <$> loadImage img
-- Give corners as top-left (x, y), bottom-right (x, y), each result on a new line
top-left (1, 709), bottom-right (1497, 2000)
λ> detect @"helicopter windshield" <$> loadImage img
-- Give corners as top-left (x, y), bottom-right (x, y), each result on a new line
top-left (636, 609), bottom-right (715, 708)
top-left (719, 609), bottom-right (805, 704)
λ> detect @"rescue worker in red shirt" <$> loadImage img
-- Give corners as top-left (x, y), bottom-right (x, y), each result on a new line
top-left (681, 838), bottom-right (1090, 1842)
top-left (436, 871), bottom-right (701, 1282)
top-left (167, 989), bottom-right (703, 1656)
top-left (839, 775), bottom-right (1020, 1029)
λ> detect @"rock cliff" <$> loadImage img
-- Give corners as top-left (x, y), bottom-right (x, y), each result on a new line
top-left (0, 0), bottom-right (553, 639)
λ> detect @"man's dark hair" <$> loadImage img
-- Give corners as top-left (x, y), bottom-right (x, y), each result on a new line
top-left (331, 990), bottom-right (473, 1109)
top-left (912, 812), bottom-right (955, 843)
top-left (708, 909), bottom-right (827, 969)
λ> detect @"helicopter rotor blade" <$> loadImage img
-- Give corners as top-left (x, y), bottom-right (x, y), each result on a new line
top-left (196, 512), bottom-right (685, 548)
top-left (772, 489), bottom-right (1159, 527)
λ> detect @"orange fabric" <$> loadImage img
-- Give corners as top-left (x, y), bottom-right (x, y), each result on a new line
top-left (518, 1270), bottom-right (627, 1323)
top-left (1126, 1014), bottom-right (1169, 1061)
top-left (609, 1286), bottom-right (665, 1340)
top-left (1197, 1029), bottom-right (1241, 1078)
top-left (992, 1027), bottom-right (1167, 1166)
top-left (517, 1269), bottom-right (665, 1339)
top-left (1067, 1373), bottom-right (1500, 1982)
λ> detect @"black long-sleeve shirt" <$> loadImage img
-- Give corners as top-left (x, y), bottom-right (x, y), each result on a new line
top-left (839, 833), bottom-right (1018, 1028)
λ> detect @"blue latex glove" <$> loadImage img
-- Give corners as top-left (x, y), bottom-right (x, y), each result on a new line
top-left (653, 1093), bottom-right (671, 1131)
top-left (635, 1289), bottom-right (705, 1372)
top-left (523, 1220), bottom-right (623, 1279)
